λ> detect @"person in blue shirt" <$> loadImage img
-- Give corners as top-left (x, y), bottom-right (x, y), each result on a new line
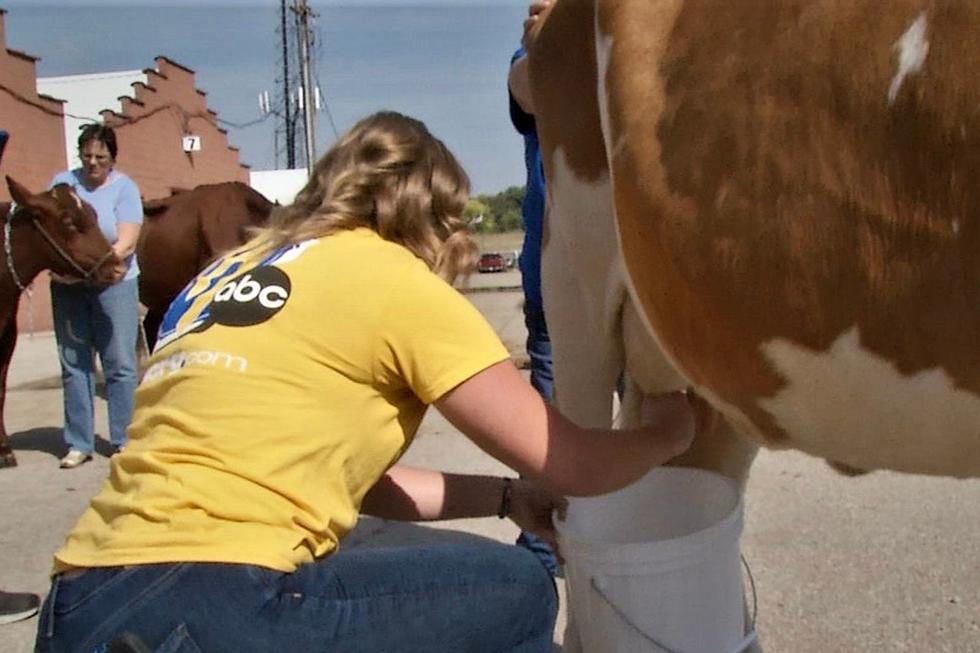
top-left (509, 0), bottom-right (559, 576)
top-left (49, 124), bottom-right (143, 469)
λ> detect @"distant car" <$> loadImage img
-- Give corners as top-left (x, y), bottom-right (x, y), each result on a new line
top-left (478, 252), bottom-right (506, 273)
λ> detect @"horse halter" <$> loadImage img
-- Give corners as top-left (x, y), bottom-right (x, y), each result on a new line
top-left (4, 202), bottom-right (116, 292)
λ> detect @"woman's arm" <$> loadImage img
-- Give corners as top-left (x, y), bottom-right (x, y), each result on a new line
top-left (508, 1), bottom-right (552, 115)
top-left (113, 222), bottom-right (141, 259)
top-left (107, 221), bottom-right (140, 283)
top-left (362, 465), bottom-right (505, 521)
top-left (433, 360), bottom-right (697, 498)
top-left (509, 55), bottom-right (534, 116)
top-left (109, 177), bottom-right (143, 282)
top-left (361, 463), bottom-right (565, 550)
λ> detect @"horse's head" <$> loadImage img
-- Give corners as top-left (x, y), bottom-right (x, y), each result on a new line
top-left (6, 176), bottom-right (120, 286)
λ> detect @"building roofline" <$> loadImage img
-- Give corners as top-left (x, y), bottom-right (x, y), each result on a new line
top-left (6, 47), bottom-right (38, 63)
top-left (36, 93), bottom-right (66, 105)
top-left (37, 70), bottom-right (144, 84)
top-left (155, 55), bottom-right (195, 75)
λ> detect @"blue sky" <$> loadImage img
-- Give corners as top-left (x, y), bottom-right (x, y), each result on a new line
top-left (3, 2), bottom-right (531, 193)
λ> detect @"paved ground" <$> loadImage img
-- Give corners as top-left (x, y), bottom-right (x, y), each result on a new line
top-left (2, 268), bottom-right (979, 652)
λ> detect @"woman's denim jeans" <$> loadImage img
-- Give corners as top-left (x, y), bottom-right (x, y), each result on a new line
top-left (51, 278), bottom-right (139, 452)
top-left (34, 543), bottom-right (558, 653)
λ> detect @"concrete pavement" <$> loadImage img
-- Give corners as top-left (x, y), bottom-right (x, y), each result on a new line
top-left (2, 269), bottom-right (979, 652)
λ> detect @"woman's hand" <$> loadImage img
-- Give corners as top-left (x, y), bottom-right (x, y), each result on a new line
top-left (108, 255), bottom-right (128, 285)
top-left (507, 478), bottom-right (567, 563)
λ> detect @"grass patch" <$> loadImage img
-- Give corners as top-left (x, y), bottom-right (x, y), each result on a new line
top-left (473, 230), bottom-right (524, 254)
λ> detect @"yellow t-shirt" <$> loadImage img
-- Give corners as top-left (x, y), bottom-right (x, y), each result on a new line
top-left (54, 229), bottom-right (509, 572)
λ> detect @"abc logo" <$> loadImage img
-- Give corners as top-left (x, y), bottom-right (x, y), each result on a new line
top-left (210, 266), bottom-right (291, 327)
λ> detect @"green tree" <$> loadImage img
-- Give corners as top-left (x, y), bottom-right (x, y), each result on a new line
top-left (464, 198), bottom-right (494, 232)
top-left (468, 186), bottom-right (525, 233)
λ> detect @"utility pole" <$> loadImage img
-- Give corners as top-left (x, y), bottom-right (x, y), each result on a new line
top-left (280, 0), bottom-right (296, 168)
top-left (293, 0), bottom-right (317, 173)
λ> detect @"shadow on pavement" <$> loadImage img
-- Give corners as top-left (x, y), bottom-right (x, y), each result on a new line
top-left (10, 427), bottom-right (116, 458)
top-left (9, 375), bottom-right (106, 401)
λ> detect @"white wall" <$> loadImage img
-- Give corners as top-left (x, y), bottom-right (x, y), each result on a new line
top-left (37, 70), bottom-right (145, 170)
top-left (249, 168), bottom-right (308, 205)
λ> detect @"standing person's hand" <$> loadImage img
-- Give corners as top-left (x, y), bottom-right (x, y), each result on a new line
top-left (522, 0), bottom-right (552, 51)
top-left (108, 260), bottom-right (127, 284)
top-left (507, 478), bottom-right (567, 563)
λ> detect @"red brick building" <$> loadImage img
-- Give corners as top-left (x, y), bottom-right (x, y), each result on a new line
top-left (0, 8), bottom-right (66, 332)
top-left (1, 9), bottom-right (251, 332)
top-left (101, 56), bottom-right (249, 201)
top-left (0, 9), bottom-right (67, 200)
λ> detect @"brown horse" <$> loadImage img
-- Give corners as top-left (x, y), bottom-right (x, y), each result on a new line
top-left (137, 182), bottom-right (274, 352)
top-left (0, 176), bottom-right (120, 467)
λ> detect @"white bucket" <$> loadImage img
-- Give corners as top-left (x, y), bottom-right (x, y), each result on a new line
top-left (556, 467), bottom-right (751, 653)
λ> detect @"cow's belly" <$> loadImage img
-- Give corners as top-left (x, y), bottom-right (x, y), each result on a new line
top-left (684, 326), bottom-right (980, 478)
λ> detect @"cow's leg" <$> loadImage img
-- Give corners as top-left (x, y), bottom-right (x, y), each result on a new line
top-left (541, 195), bottom-right (618, 653)
top-left (0, 317), bottom-right (19, 468)
top-left (540, 178), bottom-right (625, 428)
top-left (540, 128), bottom-right (629, 653)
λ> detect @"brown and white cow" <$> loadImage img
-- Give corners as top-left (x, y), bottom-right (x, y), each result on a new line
top-left (529, 0), bottom-right (980, 649)
top-left (0, 177), bottom-right (119, 467)
top-left (137, 182), bottom-right (274, 352)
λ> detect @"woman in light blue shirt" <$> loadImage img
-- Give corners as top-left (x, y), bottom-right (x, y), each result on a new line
top-left (49, 124), bottom-right (142, 469)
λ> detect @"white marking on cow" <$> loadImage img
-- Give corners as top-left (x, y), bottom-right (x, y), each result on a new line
top-left (594, 24), bottom-right (622, 160)
top-left (543, 149), bottom-right (626, 428)
top-left (546, 149), bottom-right (624, 339)
top-left (68, 189), bottom-right (83, 210)
top-left (759, 327), bottom-right (980, 476)
top-left (952, 218), bottom-right (961, 235)
top-left (888, 12), bottom-right (930, 105)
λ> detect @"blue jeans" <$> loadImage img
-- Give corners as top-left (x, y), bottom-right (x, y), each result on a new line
top-left (51, 279), bottom-right (139, 453)
top-left (34, 543), bottom-right (558, 653)
top-left (516, 300), bottom-right (559, 576)
top-left (523, 300), bottom-right (553, 401)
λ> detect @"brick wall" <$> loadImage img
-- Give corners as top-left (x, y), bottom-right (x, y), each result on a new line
top-left (0, 9), bottom-right (66, 332)
top-left (0, 11), bottom-right (67, 200)
top-left (104, 57), bottom-right (250, 201)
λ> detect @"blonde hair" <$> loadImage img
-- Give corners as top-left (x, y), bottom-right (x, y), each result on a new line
top-left (249, 111), bottom-right (477, 282)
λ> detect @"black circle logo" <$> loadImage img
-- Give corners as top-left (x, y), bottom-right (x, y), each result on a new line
top-left (209, 265), bottom-right (291, 327)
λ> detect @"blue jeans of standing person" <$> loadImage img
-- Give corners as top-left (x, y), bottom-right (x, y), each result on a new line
top-left (516, 300), bottom-right (560, 576)
top-left (50, 278), bottom-right (139, 454)
top-left (34, 543), bottom-right (558, 653)
top-left (523, 301), bottom-right (553, 400)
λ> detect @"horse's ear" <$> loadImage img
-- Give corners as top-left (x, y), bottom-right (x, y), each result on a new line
top-left (50, 185), bottom-right (85, 234)
top-left (6, 176), bottom-right (33, 207)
